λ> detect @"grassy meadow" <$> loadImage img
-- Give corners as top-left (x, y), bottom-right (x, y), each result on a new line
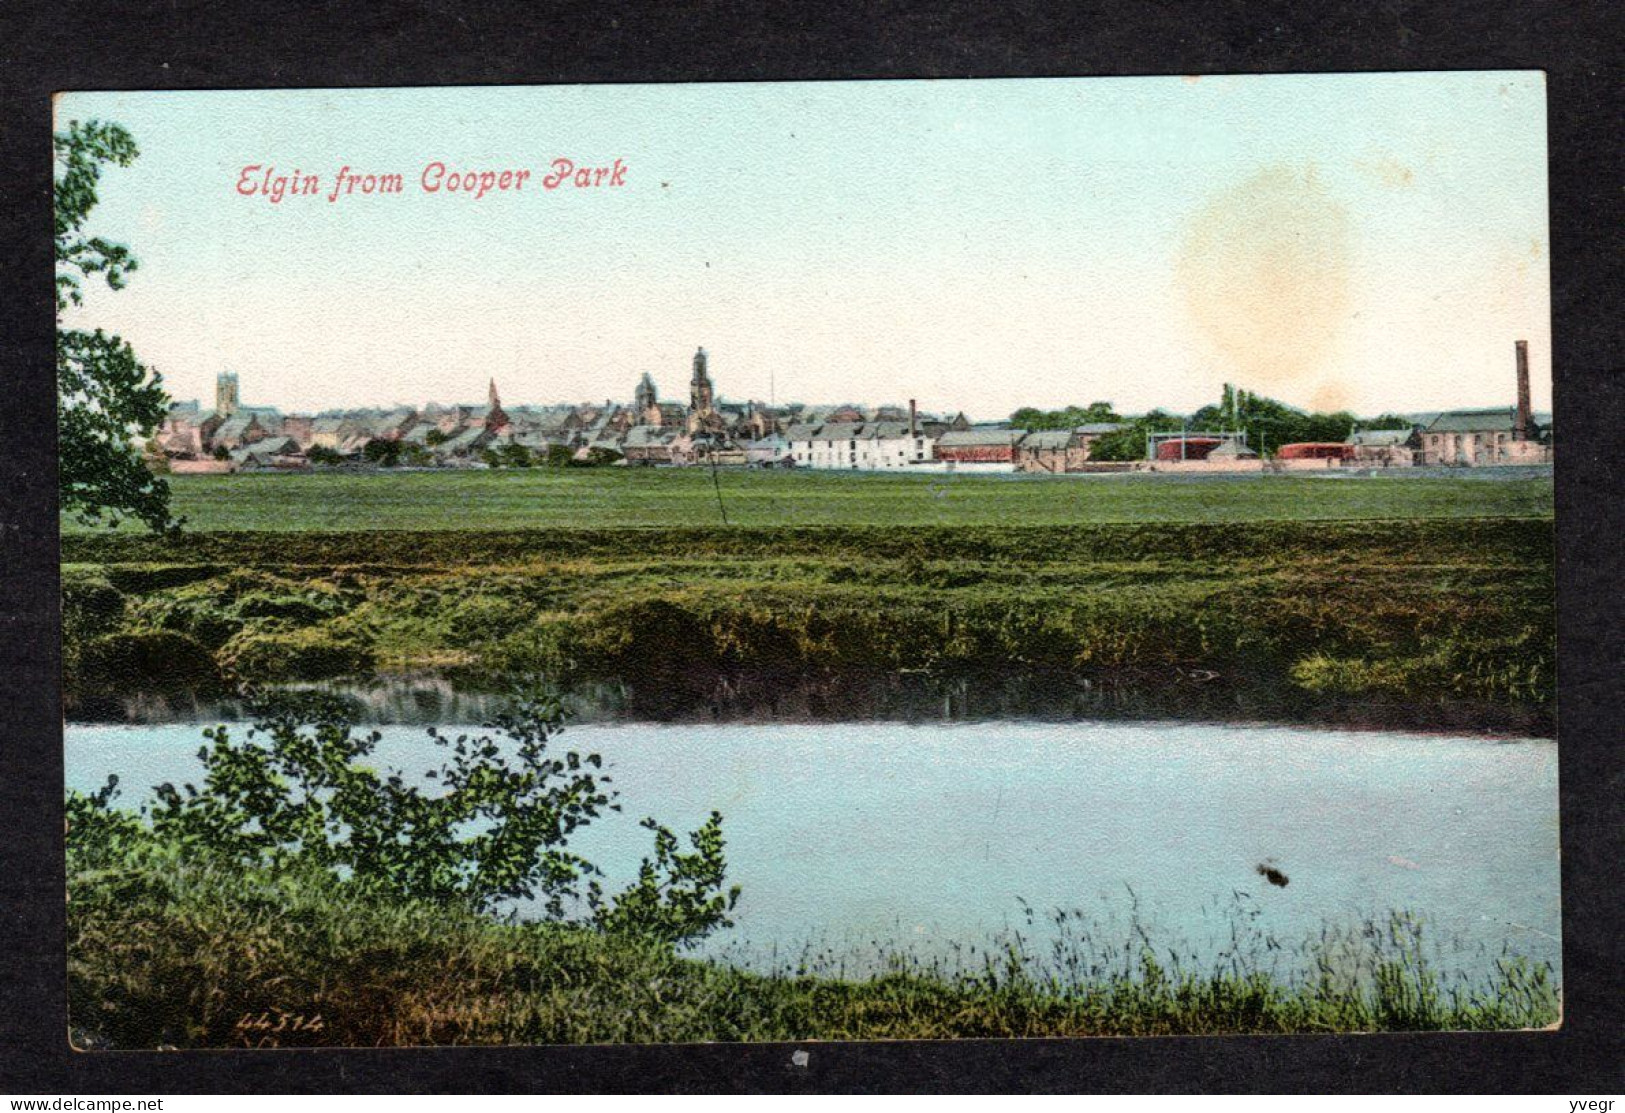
top-left (61, 466), bottom-right (1556, 532)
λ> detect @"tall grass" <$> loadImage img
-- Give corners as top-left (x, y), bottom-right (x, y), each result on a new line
top-left (68, 843), bottom-right (1558, 1048)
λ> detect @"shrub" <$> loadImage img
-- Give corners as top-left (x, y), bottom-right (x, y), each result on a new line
top-left (76, 630), bottom-right (221, 694)
top-left (594, 813), bottom-right (739, 947)
top-left (234, 590), bottom-right (342, 623)
top-left (221, 628), bottom-right (374, 681)
top-left (149, 597), bottom-right (243, 649)
top-left (61, 566), bottom-right (126, 642)
top-left (132, 684), bottom-right (737, 935)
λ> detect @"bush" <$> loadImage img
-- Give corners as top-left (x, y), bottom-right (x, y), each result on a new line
top-left (76, 630), bottom-right (221, 694)
top-left (61, 566), bottom-right (126, 642)
top-left (129, 684), bottom-right (738, 935)
top-left (221, 628), bottom-right (374, 681)
top-left (234, 589), bottom-right (343, 623)
top-left (149, 597), bottom-right (243, 649)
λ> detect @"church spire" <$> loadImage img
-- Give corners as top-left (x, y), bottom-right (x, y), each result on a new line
top-left (484, 378), bottom-right (510, 433)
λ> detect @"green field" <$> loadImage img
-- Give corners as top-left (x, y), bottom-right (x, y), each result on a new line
top-left (62, 467), bottom-right (1556, 532)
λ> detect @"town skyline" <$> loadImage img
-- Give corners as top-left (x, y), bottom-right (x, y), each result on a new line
top-left (163, 348), bottom-right (1546, 425)
top-left (59, 74), bottom-right (1551, 417)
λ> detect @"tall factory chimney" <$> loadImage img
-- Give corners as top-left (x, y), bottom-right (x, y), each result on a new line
top-left (1514, 340), bottom-right (1532, 441)
top-left (908, 399), bottom-right (918, 438)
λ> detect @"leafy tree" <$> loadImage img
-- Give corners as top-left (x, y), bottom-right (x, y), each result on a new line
top-left (306, 445), bottom-right (343, 466)
top-left (424, 428), bottom-right (450, 446)
top-left (480, 442), bottom-right (535, 469)
top-left (362, 438), bottom-right (402, 467)
top-left (77, 685), bottom-right (739, 945)
top-left (56, 120), bottom-right (177, 532)
top-left (1009, 402), bottom-right (1120, 431)
top-left (541, 444), bottom-right (576, 467)
top-left (1088, 409), bottom-right (1183, 461)
top-left (571, 446), bottom-right (623, 467)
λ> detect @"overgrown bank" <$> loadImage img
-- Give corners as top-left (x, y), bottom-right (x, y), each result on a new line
top-left (70, 831), bottom-right (1558, 1047)
top-left (62, 519), bottom-right (1555, 731)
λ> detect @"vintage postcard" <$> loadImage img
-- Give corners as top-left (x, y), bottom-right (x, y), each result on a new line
top-left (57, 74), bottom-right (1557, 1048)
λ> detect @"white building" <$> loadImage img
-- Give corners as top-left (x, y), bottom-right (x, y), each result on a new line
top-left (785, 421), bottom-right (935, 470)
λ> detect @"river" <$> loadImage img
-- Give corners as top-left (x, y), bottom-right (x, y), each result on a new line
top-left (64, 716), bottom-right (1561, 982)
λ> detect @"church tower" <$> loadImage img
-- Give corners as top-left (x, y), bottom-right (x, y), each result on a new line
top-left (215, 371), bottom-right (240, 417)
top-left (686, 346), bottom-right (724, 435)
top-left (689, 347), bottom-right (714, 415)
top-left (635, 372), bottom-right (657, 416)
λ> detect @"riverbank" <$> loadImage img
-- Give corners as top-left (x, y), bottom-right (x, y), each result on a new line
top-left (63, 518), bottom-right (1557, 732)
top-left (69, 842), bottom-right (1558, 1047)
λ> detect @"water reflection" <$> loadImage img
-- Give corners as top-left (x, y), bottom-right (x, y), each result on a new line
top-left (75, 666), bottom-right (1552, 737)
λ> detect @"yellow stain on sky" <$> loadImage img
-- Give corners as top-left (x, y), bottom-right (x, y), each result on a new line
top-left (1176, 164), bottom-right (1353, 401)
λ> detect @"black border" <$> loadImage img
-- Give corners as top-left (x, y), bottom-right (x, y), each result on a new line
top-left (3, 0), bottom-right (1620, 1094)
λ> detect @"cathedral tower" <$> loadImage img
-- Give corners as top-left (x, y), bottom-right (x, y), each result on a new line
top-left (689, 347), bottom-right (714, 414)
top-left (215, 371), bottom-right (240, 417)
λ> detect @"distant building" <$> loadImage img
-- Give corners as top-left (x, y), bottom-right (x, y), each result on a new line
top-left (622, 425), bottom-right (678, 465)
top-left (1347, 428), bottom-right (1417, 467)
top-left (208, 411), bottom-right (267, 451)
top-left (1074, 422), bottom-right (1124, 457)
top-left (215, 371), bottom-right (240, 417)
top-left (1416, 340), bottom-right (1552, 466)
top-left (432, 425), bottom-right (496, 463)
top-left (745, 433), bottom-right (791, 467)
top-left (786, 421), bottom-right (932, 470)
top-left (936, 428), bottom-right (1023, 470)
top-left (634, 372), bottom-right (658, 416)
top-left (686, 347), bottom-right (725, 434)
top-left (483, 379), bottom-right (511, 433)
top-left (1416, 409), bottom-right (1543, 465)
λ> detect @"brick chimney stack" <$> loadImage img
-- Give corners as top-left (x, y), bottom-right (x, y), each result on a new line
top-left (1514, 340), bottom-right (1532, 441)
top-left (909, 398), bottom-right (918, 438)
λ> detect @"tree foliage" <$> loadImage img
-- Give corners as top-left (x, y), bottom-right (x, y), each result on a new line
top-left (1087, 410), bottom-right (1184, 461)
top-left (1009, 402), bottom-right (1121, 431)
top-left (55, 120), bottom-right (177, 532)
top-left (73, 684), bottom-right (739, 947)
top-left (1078, 386), bottom-right (1418, 462)
top-left (480, 442), bottom-right (536, 469)
top-left (362, 438), bottom-right (402, 467)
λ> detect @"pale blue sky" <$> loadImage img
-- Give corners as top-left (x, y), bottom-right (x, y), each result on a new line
top-left (57, 74), bottom-right (1550, 418)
